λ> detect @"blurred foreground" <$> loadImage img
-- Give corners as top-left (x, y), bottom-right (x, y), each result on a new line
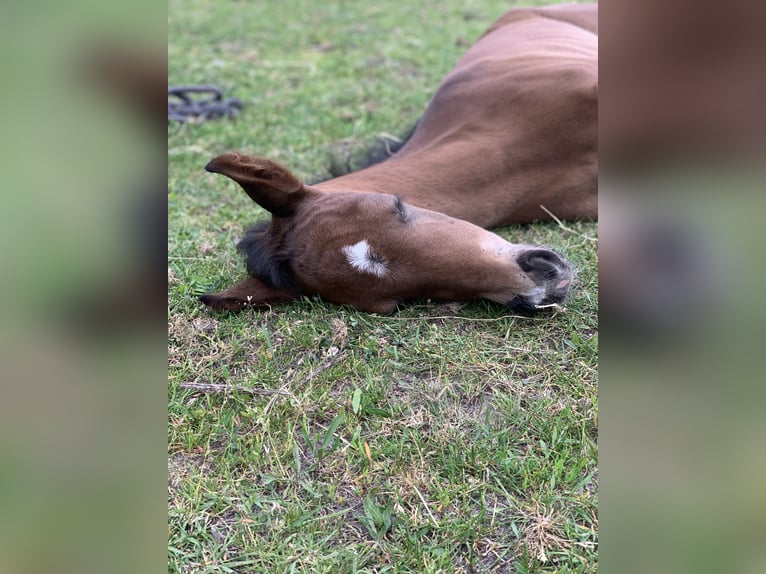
top-left (0, 2), bottom-right (165, 574)
top-left (601, 1), bottom-right (766, 572)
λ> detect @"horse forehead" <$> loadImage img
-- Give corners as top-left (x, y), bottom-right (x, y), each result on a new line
top-left (297, 191), bottom-right (390, 224)
top-left (341, 239), bottom-right (389, 277)
top-left (298, 190), bottom-right (473, 239)
top-left (342, 239), bottom-right (372, 259)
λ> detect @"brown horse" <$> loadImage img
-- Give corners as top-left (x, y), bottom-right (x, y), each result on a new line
top-left (200, 2), bottom-right (597, 314)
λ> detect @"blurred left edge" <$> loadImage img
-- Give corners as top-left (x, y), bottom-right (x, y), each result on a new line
top-left (0, 2), bottom-right (167, 574)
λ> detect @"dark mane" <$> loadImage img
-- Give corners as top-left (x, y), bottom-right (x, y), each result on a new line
top-left (312, 121), bottom-right (419, 183)
top-left (236, 222), bottom-right (297, 291)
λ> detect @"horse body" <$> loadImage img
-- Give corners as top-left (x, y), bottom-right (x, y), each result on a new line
top-left (199, 3), bottom-right (597, 314)
top-left (317, 3), bottom-right (597, 227)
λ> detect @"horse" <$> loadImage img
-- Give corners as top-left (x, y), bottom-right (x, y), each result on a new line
top-left (199, 2), bottom-right (597, 314)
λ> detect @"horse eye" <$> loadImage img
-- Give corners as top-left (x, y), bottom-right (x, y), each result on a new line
top-left (393, 196), bottom-right (408, 222)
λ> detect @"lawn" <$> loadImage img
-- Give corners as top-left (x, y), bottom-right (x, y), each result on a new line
top-left (168, 1), bottom-right (598, 572)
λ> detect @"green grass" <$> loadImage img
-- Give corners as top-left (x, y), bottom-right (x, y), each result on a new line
top-left (168, 1), bottom-right (598, 572)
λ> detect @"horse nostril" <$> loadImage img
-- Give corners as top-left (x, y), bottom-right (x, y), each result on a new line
top-left (516, 249), bottom-right (568, 283)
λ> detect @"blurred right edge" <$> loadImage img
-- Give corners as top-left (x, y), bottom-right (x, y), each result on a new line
top-left (599, 1), bottom-right (766, 573)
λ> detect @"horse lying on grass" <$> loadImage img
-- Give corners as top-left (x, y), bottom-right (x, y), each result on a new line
top-left (199, 2), bottom-right (597, 314)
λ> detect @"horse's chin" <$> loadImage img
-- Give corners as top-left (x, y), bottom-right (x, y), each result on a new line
top-left (507, 295), bottom-right (541, 315)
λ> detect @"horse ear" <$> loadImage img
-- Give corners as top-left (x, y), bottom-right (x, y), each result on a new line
top-left (199, 276), bottom-right (299, 312)
top-left (205, 154), bottom-right (310, 216)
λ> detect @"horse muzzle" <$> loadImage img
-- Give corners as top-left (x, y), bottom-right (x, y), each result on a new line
top-left (508, 248), bottom-right (574, 313)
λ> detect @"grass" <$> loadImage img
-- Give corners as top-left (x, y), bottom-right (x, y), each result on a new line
top-left (168, 1), bottom-right (598, 572)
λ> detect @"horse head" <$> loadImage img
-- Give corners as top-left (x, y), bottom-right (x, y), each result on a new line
top-left (200, 153), bottom-right (573, 314)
